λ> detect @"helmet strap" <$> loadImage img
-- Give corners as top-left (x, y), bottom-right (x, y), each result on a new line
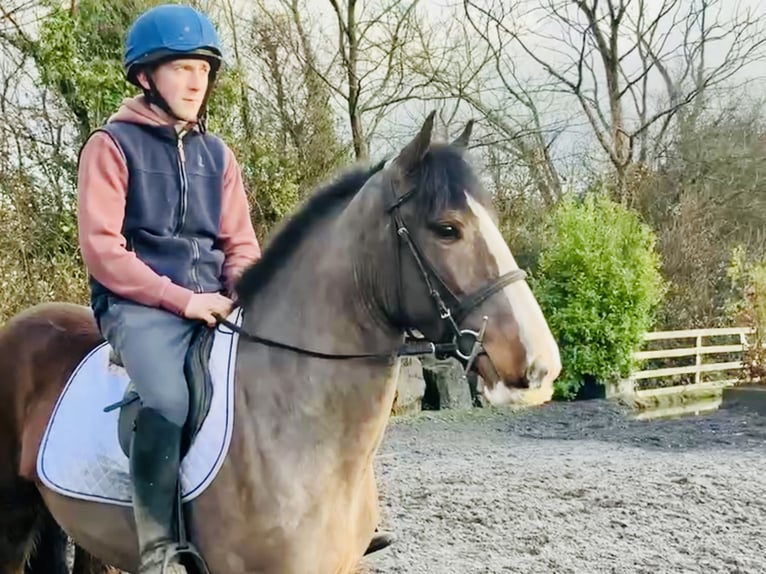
top-left (144, 71), bottom-right (185, 123)
top-left (142, 67), bottom-right (216, 134)
top-left (195, 78), bottom-right (216, 134)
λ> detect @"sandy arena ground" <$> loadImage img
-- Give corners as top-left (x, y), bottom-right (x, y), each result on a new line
top-left (363, 400), bottom-right (766, 574)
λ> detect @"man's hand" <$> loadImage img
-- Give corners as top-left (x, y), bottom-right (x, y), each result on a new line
top-left (184, 293), bottom-right (234, 326)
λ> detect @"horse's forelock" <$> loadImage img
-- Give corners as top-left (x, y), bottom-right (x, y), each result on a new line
top-left (404, 144), bottom-right (484, 219)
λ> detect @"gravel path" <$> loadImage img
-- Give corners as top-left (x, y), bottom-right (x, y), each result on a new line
top-left (363, 400), bottom-right (766, 574)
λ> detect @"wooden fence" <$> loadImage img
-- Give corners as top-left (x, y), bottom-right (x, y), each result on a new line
top-left (633, 327), bottom-right (750, 385)
top-left (618, 327), bottom-right (755, 401)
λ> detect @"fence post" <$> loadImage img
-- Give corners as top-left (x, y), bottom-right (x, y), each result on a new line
top-left (695, 334), bottom-right (702, 385)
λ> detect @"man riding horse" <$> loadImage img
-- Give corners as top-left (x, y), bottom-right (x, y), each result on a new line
top-left (77, 4), bottom-right (261, 571)
top-left (78, 5), bottom-right (394, 571)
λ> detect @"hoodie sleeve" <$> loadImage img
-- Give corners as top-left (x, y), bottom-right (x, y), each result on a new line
top-left (219, 145), bottom-right (261, 295)
top-left (77, 131), bottom-right (194, 315)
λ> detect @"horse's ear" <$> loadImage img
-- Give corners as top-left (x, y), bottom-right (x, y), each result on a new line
top-left (451, 119), bottom-right (474, 148)
top-left (394, 110), bottom-right (436, 173)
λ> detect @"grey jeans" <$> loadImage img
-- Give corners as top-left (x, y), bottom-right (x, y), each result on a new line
top-left (98, 297), bottom-right (198, 427)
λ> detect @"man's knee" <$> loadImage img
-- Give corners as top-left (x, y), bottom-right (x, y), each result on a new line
top-left (142, 386), bottom-right (189, 427)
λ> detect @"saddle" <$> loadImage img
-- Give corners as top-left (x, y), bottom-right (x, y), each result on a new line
top-left (104, 323), bottom-right (216, 458)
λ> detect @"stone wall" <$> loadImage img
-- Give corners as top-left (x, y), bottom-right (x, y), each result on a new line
top-left (390, 357), bottom-right (427, 416)
top-left (391, 355), bottom-right (553, 414)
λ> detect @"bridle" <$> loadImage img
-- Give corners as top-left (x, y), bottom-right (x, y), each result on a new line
top-left (385, 179), bottom-right (526, 373)
top-left (216, 166), bottom-right (527, 375)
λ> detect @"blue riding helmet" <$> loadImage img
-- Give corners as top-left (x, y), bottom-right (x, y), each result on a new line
top-left (124, 4), bottom-right (223, 86)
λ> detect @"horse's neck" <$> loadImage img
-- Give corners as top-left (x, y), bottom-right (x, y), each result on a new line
top-left (234, 200), bottom-right (401, 461)
top-left (244, 186), bottom-right (400, 354)
top-left (246, 221), bottom-right (397, 353)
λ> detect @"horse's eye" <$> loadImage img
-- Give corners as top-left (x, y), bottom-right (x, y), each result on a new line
top-left (430, 222), bottom-right (461, 241)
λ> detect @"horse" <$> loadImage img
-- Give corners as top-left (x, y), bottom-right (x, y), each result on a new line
top-left (0, 111), bottom-right (561, 574)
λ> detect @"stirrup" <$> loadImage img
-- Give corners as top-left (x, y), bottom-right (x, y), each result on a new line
top-left (175, 542), bottom-right (210, 574)
top-left (145, 542), bottom-right (209, 574)
top-left (171, 470), bottom-right (211, 574)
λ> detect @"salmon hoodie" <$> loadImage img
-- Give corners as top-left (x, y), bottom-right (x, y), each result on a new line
top-left (77, 95), bottom-right (261, 316)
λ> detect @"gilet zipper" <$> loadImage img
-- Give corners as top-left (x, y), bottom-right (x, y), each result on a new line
top-left (176, 131), bottom-right (202, 292)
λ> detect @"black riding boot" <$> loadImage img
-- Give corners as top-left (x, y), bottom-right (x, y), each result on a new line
top-left (130, 407), bottom-right (184, 574)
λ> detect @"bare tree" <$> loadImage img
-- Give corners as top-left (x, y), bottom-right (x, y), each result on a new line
top-left (255, 0), bottom-right (345, 174)
top-left (285, 0), bottom-right (454, 160)
top-left (463, 0), bottom-right (766, 199)
top-left (439, 1), bottom-right (567, 206)
top-left (188, 0), bottom-right (346, 236)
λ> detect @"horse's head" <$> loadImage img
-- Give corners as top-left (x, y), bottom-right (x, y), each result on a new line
top-left (370, 111), bottom-right (561, 405)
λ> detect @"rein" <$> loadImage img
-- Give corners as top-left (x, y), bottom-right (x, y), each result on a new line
top-left (215, 315), bottom-right (455, 360)
top-left (216, 168), bottom-right (527, 370)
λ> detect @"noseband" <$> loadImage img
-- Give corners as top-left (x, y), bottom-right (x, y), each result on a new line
top-left (217, 169), bottom-right (527, 372)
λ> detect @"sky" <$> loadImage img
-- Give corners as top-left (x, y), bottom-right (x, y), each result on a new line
top-left (223, 0), bottom-right (766, 172)
top-left (3, 0), bottom-right (765, 175)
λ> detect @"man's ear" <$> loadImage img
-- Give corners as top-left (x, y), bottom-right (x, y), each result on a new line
top-left (136, 69), bottom-right (151, 91)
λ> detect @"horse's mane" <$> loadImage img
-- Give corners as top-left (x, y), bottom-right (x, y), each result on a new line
top-left (234, 144), bottom-right (481, 307)
top-left (235, 159), bottom-right (386, 306)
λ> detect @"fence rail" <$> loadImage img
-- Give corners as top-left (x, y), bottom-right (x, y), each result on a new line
top-left (629, 327), bottom-right (753, 393)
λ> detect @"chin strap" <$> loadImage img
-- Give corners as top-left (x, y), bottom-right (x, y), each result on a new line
top-left (143, 69), bottom-right (216, 133)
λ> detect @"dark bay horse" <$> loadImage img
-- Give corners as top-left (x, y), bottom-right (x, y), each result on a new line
top-left (0, 112), bottom-right (560, 574)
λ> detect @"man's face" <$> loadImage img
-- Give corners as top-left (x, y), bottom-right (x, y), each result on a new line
top-left (139, 58), bottom-right (211, 122)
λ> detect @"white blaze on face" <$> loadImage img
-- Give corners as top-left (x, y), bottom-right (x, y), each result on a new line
top-left (464, 193), bottom-right (561, 402)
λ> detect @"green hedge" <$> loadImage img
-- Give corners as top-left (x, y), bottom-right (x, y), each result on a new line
top-left (530, 193), bottom-right (666, 399)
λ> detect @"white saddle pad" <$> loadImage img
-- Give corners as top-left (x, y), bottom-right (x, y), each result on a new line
top-left (37, 308), bottom-right (242, 507)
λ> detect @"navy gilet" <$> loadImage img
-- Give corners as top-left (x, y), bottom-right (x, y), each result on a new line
top-left (87, 121), bottom-right (226, 316)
